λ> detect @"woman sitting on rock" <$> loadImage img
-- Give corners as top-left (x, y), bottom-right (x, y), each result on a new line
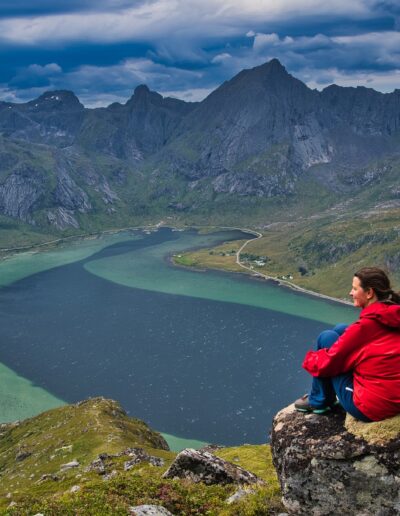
top-left (295, 267), bottom-right (400, 422)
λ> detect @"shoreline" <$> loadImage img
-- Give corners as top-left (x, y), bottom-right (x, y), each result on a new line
top-left (171, 224), bottom-right (353, 307)
top-left (232, 228), bottom-right (352, 307)
top-left (0, 221), bottom-right (351, 306)
top-left (0, 221), bottom-right (166, 256)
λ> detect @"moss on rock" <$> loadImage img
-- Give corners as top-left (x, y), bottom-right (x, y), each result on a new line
top-left (345, 413), bottom-right (400, 445)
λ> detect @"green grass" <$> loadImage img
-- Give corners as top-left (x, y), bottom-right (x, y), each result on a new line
top-left (172, 205), bottom-right (400, 301)
top-left (1, 399), bottom-right (284, 515)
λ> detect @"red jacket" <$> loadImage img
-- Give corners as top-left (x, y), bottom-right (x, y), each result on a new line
top-left (303, 302), bottom-right (400, 421)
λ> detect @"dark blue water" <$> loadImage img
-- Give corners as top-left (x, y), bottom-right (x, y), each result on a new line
top-left (0, 229), bottom-right (329, 445)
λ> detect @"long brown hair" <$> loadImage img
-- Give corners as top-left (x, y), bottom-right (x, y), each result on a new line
top-left (354, 267), bottom-right (400, 304)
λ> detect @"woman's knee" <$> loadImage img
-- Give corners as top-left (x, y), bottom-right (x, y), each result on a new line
top-left (332, 323), bottom-right (348, 336)
top-left (317, 330), bottom-right (340, 349)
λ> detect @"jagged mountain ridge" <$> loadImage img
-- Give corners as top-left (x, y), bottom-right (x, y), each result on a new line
top-left (0, 58), bottom-right (399, 231)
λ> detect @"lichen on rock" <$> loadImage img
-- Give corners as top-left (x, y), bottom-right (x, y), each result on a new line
top-left (163, 448), bottom-right (265, 486)
top-left (271, 403), bottom-right (400, 515)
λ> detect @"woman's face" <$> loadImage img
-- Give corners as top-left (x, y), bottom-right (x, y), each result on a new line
top-left (349, 276), bottom-right (375, 308)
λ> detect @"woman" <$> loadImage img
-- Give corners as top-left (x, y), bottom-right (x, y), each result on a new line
top-left (295, 267), bottom-right (400, 421)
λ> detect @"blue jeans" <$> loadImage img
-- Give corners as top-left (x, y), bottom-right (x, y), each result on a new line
top-left (308, 324), bottom-right (372, 422)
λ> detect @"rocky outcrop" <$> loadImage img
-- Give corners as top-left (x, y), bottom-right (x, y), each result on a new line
top-left (163, 448), bottom-right (264, 485)
top-left (384, 250), bottom-right (400, 274)
top-left (53, 159), bottom-right (91, 214)
top-left (0, 164), bottom-right (46, 223)
top-left (61, 148), bottom-right (119, 205)
top-left (270, 403), bottom-right (400, 515)
top-left (212, 170), bottom-right (295, 197)
top-left (60, 459), bottom-right (80, 471)
top-left (86, 448), bottom-right (165, 476)
top-left (47, 207), bottom-right (79, 230)
top-left (122, 448), bottom-right (165, 470)
top-left (129, 506), bottom-right (174, 516)
top-left (291, 116), bottom-right (332, 170)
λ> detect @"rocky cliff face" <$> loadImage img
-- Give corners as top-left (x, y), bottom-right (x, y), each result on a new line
top-left (0, 58), bottom-right (399, 230)
top-left (169, 59), bottom-right (328, 187)
top-left (164, 59), bottom-right (400, 197)
top-left (78, 85), bottom-right (196, 163)
top-left (0, 163), bottom-right (46, 223)
top-left (321, 84), bottom-right (400, 137)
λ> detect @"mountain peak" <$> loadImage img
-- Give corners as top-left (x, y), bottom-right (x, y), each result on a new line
top-left (263, 58), bottom-right (286, 72)
top-left (251, 58), bottom-right (291, 81)
top-left (134, 84), bottom-right (151, 96)
top-left (30, 90), bottom-right (83, 110)
top-left (217, 57), bottom-right (305, 97)
top-left (125, 84), bottom-right (163, 106)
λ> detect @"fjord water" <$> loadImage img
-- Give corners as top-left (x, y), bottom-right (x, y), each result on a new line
top-left (0, 228), bottom-right (356, 446)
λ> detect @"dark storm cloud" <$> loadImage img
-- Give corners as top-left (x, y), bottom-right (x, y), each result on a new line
top-left (0, 0), bottom-right (150, 17)
top-left (0, 0), bottom-right (399, 105)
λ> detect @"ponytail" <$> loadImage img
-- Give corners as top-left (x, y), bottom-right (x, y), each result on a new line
top-left (389, 290), bottom-right (400, 305)
top-left (354, 267), bottom-right (400, 305)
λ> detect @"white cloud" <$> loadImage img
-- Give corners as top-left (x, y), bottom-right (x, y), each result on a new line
top-left (253, 33), bottom-right (280, 50)
top-left (332, 31), bottom-right (400, 66)
top-left (304, 68), bottom-right (400, 93)
top-left (159, 87), bottom-right (214, 102)
top-left (1, 57), bottom-right (207, 107)
top-left (333, 31), bottom-right (400, 47)
top-left (67, 58), bottom-right (203, 90)
top-left (247, 30), bottom-right (400, 76)
top-left (0, 0), bottom-right (376, 46)
top-left (27, 63), bottom-right (62, 75)
top-left (211, 53), bottom-right (232, 64)
top-left (0, 87), bottom-right (19, 103)
top-left (8, 62), bottom-right (63, 89)
top-left (0, 0), bottom-right (399, 103)
top-left (0, 2), bottom-right (177, 45)
top-left (252, 32), bottom-right (334, 53)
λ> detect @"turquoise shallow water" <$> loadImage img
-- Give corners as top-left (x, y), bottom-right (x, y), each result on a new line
top-left (0, 231), bottom-right (143, 288)
top-left (0, 363), bottom-right (64, 421)
top-left (0, 228), bottom-right (357, 447)
top-left (84, 230), bottom-right (355, 325)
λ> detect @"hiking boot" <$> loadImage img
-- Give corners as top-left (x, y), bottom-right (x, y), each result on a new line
top-left (294, 394), bottom-right (331, 414)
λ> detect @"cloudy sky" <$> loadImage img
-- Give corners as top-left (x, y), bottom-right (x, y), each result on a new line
top-left (1, 0), bottom-right (399, 106)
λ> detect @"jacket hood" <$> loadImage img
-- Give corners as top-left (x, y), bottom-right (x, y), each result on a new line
top-left (361, 301), bottom-right (400, 328)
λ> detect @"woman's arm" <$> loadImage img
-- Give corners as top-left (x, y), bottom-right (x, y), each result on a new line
top-left (302, 319), bottom-right (374, 377)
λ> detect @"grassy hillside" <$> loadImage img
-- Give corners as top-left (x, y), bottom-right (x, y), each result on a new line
top-left (174, 206), bottom-right (400, 300)
top-left (0, 398), bottom-right (283, 515)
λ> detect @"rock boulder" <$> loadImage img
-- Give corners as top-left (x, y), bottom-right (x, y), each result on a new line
top-left (163, 448), bottom-right (264, 485)
top-left (129, 505), bottom-right (174, 516)
top-left (270, 404), bottom-right (400, 515)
